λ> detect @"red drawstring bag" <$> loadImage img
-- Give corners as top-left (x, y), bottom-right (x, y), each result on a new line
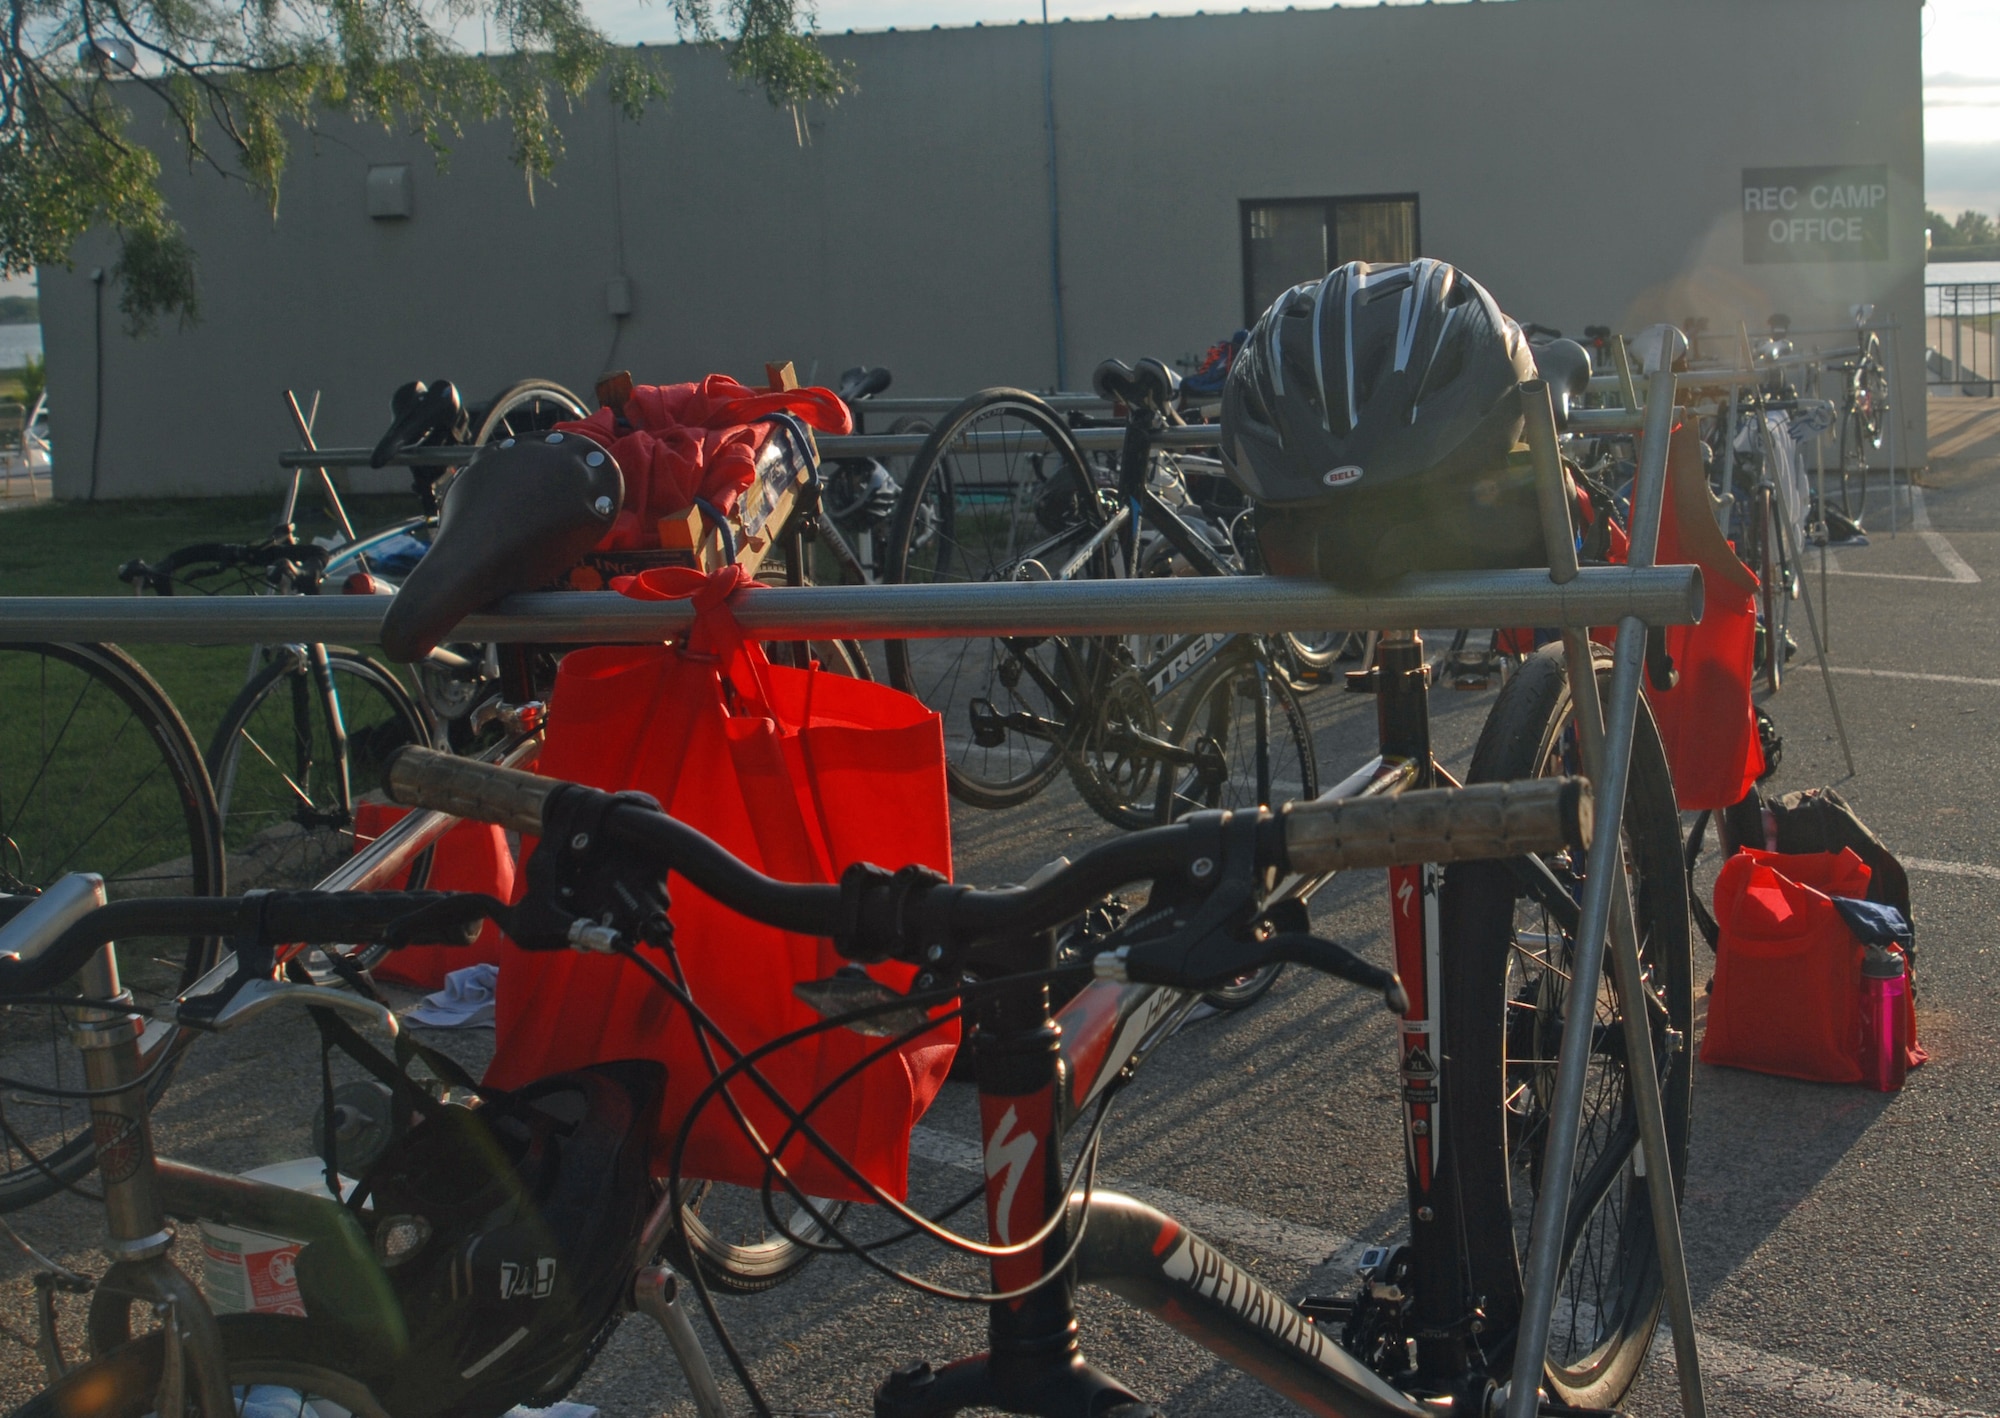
top-left (1702, 847), bottom-right (1922, 1083)
top-left (348, 806), bottom-right (515, 990)
top-left (484, 565), bottom-right (957, 1202)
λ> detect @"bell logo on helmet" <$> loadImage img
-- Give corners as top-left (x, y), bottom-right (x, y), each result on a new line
top-left (1322, 465), bottom-right (1364, 488)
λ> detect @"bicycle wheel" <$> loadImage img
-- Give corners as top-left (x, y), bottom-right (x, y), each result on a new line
top-left (1154, 647), bottom-right (1318, 1010)
top-left (0, 643), bottom-right (224, 1211)
top-left (1837, 348), bottom-right (1885, 525)
top-left (670, 1180), bottom-right (852, 1295)
top-left (1438, 642), bottom-right (1691, 1409)
top-left (884, 390), bottom-right (1112, 809)
top-left (14, 1314), bottom-right (393, 1417)
top-left (1756, 484), bottom-right (1785, 695)
top-left (428, 378), bottom-right (592, 507)
top-left (207, 648), bottom-right (432, 893)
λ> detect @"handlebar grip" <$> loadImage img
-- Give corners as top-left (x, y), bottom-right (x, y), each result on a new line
top-left (1282, 778), bottom-right (1592, 875)
top-left (385, 746), bottom-right (560, 836)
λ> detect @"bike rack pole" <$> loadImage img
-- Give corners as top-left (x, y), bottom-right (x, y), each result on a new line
top-left (0, 567), bottom-right (1702, 645)
top-left (1511, 361), bottom-right (1705, 1418)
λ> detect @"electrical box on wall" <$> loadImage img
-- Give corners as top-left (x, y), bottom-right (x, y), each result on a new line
top-left (366, 165), bottom-right (413, 220)
top-left (605, 277), bottom-right (634, 316)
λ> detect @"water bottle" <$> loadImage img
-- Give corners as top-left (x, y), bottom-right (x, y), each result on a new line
top-left (1858, 946), bottom-right (1910, 1093)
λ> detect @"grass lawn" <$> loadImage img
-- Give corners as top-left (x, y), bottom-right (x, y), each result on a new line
top-left (0, 493), bottom-right (420, 750)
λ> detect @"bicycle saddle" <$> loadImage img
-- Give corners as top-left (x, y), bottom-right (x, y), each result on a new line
top-left (372, 380), bottom-right (465, 469)
top-left (837, 366), bottom-right (893, 402)
top-left (1093, 358), bottom-right (1180, 414)
top-left (379, 432), bottom-right (624, 662)
top-left (1530, 338), bottom-right (1593, 429)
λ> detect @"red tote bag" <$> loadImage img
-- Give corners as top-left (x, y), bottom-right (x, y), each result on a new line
top-left (484, 566), bottom-right (957, 1202)
top-left (1701, 847), bottom-right (1903, 1084)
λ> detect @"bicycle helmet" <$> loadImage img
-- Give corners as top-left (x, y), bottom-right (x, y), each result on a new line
top-left (298, 1060), bottom-right (665, 1418)
top-left (1220, 259), bottom-right (1540, 587)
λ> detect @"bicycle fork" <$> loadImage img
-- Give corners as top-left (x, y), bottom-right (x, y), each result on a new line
top-left (68, 945), bottom-right (236, 1415)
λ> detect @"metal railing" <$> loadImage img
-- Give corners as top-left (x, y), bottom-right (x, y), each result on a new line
top-left (1927, 282), bottom-right (1999, 395)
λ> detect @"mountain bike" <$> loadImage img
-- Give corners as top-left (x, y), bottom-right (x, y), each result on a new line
top-left (880, 366), bottom-right (1317, 831)
top-left (362, 634), bottom-right (1679, 1417)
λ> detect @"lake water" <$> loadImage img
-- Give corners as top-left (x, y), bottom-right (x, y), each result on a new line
top-left (1929, 261), bottom-right (2000, 287)
top-left (0, 324), bottom-right (40, 368)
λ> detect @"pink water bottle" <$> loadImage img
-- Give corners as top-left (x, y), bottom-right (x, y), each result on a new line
top-left (1859, 947), bottom-right (1910, 1092)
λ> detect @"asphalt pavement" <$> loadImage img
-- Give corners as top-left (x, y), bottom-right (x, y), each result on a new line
top-left (0, 432), bottom-right (1995, 1416)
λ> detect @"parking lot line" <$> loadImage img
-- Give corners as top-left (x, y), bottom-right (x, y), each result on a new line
top-left (1797, 664), bottom-right (2000, 689)
top-left (911, 1125), bottom-right (1978, 1415)
top-left (1659, 1335), bottom-right (1995, 1418)
top-left (1904, 857), bottom-right (2000, 882)
top-left (1821, 487), bottom-right (1980, 584)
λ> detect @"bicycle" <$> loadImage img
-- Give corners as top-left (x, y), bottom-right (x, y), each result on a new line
top-left (0, 880), bottom-right (731, 1418)
top-left (359, 634), bottom-right (1678, 1418)
top-left (0, 645), bottom-right (226, 1212)
top-left (1826, 310), bottom-right (1889, 526)
top-left (880, 365), bottom-right (1318, 834)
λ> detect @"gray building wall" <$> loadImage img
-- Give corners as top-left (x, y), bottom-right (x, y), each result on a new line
top-left (39, 0), bottom-right (1925, 499)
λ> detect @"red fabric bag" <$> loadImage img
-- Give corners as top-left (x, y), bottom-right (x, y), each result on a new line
top-left (555, 376), bottom-right (853, 550)
top-left (484, 566), bottom-right (957, 1201)
top-left (1702, 847), bottom-right (1921, 1083)
top-left (349, 805), bottom-right (515, 990)
top-left (1639, 424), bottom-right (1763, 810)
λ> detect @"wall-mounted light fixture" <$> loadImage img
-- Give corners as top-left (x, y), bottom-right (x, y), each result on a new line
top-left (366, 165), bottom-right (413, 220)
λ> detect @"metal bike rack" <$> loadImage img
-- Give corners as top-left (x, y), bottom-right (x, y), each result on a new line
top-left (278, 423), bottom-right (1228, 470)
top-left (0, 567), bottom-right (1698, 644)
top-left (1509, 366), bottom-right (1707, 1418)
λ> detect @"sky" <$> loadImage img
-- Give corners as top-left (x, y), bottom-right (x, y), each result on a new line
top-left (2, 0), bottom-right (1990, 300)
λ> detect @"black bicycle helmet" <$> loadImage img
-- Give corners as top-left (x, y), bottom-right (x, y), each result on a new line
top-left (1221, 259), bottom-right (1540, 587)
top-left (299, 1061), bottom-right (665, 1418)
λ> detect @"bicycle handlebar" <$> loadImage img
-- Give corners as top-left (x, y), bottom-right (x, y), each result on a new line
top-left (0, 890), bottom-right (489, 998)
top-left (384, 748), bottom-right (1589, 959)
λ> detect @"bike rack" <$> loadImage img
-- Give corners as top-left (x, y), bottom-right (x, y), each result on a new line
top-left (2, 367), bottom-right (1726, 1418)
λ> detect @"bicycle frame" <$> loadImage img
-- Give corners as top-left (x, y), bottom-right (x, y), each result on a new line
top-left (872, 628), bottom-right (1466, 1418)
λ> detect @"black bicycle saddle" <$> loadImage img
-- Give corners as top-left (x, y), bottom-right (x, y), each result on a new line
top-left (1531, 339), bottom-right (1594, 430)
top-left (837, 366), bottom-right (892, 402)
top-left (371, 380), bottom-right (465, 469)
top-left (1093, 358), bottom-right (1180, 414)
top-left (379, 432), bottom-right (624, 663)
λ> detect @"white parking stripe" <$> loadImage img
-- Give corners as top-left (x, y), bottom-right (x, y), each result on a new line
top-left (1797, 664), bottom-right (2000, 688)
top-left (1659, 1334), bottom-right (1995, 1418)
top-left (911, 1127), bottom-right (1985, 1413)
top-left (1911, 485), bottom-right (1981, 584)
top-left (1905, 857), bottom-right (2000, 882)
top-left (1819, 487), bottom-right (1980, 584)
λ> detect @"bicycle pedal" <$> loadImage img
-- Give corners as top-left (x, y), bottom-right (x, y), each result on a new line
top-left (1343, 667), bottom-right (1381, 694)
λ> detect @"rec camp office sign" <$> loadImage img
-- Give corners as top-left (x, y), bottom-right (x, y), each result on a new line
top-left (1742, 165), bottom-right (1889, 263)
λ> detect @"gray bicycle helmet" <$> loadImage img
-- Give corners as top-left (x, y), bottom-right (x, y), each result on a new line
top-left (1221, 259), bottom-right (1541, 587)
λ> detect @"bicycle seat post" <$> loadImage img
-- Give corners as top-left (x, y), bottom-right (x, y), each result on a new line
top-left (69, 946), bottom-right (173, 1265)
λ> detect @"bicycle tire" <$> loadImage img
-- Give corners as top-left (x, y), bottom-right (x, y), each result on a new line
top-left (884, 390), bottom-right (1112, 809)
top-left (207, 648), bottom-right (433, 900)
top-left (1757, 485), bottom-right (1784, 695)
top-left (12, 1313), bottom-right (393, 1417)
top-left (1438, 643), bottom-right (1691, 1410)
top-left (669, 1180), bottom-right (853, 1294)
top-left (1154, 647), bottom-right (1318, 1010)
top-left (0, 642), bottom-right (224, 1213)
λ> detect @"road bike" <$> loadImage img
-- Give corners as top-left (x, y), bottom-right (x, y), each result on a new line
top-left (880, 364), bottom-right (1318, 832)
top-left (0, 644), bottom-right (225, 1211)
